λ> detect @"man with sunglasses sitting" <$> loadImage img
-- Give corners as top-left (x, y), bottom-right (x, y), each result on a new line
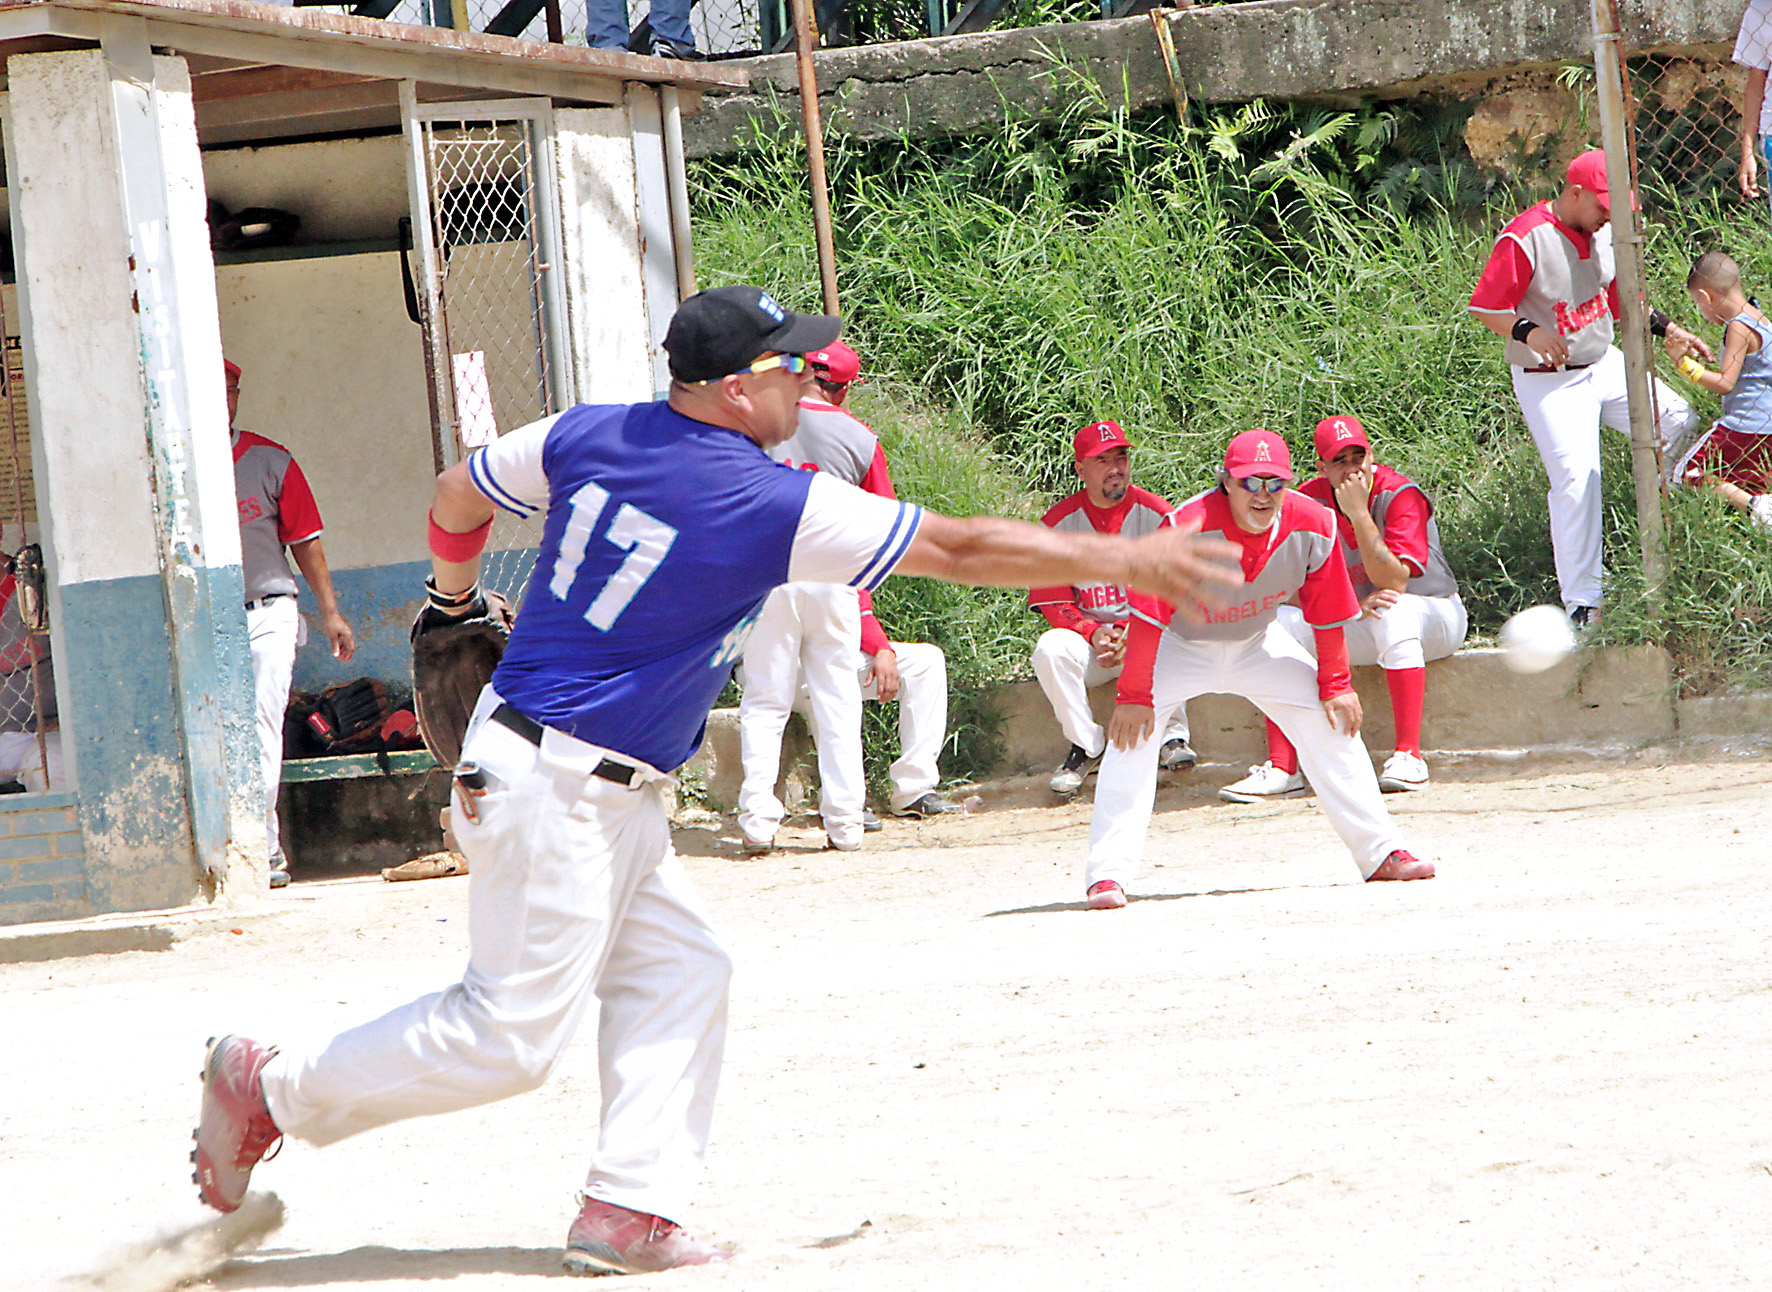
top-left (1222, 415), bottom-right (1467, 801)
top-left (1081, 429), bottom-right (1432, 910)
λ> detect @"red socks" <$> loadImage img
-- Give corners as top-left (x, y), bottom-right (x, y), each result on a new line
top-left (1265, 719), bottom-right (1297, 774)
top-left (1262, 666), bottom-right (1427, 764)
top-left (1388, 667), bottom-right (1425, 756)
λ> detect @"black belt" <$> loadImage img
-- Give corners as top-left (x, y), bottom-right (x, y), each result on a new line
top-left (244, 593), bottom-right (292, 610)
top-left (490, 703), bottom-right (638, 787)
top-left (1519, 361), bottom-right (1593, 374)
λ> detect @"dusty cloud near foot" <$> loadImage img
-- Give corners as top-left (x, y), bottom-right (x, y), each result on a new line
top-left (56, 1193), bottom-right (284, 1292)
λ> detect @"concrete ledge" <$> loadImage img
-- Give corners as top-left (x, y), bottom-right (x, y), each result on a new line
top-left (0, 900), bottom-right (289, 965)
top-left (687, 0), bottom-right (1743, 157)
top-left (687, 645), bottom-right (1689, 810)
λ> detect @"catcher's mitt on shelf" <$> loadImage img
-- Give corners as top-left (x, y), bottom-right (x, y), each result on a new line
top-left (410, 585), bottom-right (514, 769)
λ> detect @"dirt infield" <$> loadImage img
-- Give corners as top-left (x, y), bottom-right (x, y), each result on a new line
top-left (11, 757), bottom-right (1772, 1290)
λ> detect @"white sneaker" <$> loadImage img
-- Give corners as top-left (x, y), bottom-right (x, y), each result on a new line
top-left (1752, 495), bottom-right (1772, 531)
top-left (1378, 750), bottom-right (1430, 792)
top-left (1218, 761), bottom-right (1307, 803)
top-left (1049, 743), bottom-right (1103, 795)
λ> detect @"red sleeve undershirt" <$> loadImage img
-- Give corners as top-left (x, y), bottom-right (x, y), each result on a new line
top-left (857, 440), bottom-right (898, 657)
top-left (1468, 238), bottom-right (1534, 313)
top-left (1115, 613), bottom-right (1164, 708)
top-left (1313, 625), bottom-right (1352, 701)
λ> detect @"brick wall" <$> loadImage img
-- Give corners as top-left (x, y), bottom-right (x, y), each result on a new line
top-left (0, 793), bottom-right (88, 926)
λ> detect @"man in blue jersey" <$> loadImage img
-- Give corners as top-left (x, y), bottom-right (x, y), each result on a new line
top-left (190, 286), bottom-right (1243, 1276)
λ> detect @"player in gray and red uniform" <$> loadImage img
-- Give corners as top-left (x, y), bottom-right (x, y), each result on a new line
top-left (228, 359), bottom-right (355, 887)
top-left (1028, 421), bottom-right (1192, 795)
top-left (1468, 149), bottom-right (1706, 628)
top-left (1082, 429), bottom-right (1431, 910)
top-left (1223, 414), bottom-right (1467, 800)
top-left (738, 341), bottom-right (964, 849)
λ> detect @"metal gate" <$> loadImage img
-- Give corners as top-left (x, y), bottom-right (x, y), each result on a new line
top-left (401, 88), bottom-right (570, 605)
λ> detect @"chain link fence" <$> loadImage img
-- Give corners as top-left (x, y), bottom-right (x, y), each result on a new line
top-left (0, 301), bottom-right (60, 796)
top-left (411, 111), bottom-right (562, 603)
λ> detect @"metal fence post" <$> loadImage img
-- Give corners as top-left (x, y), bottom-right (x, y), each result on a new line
top-left (1592, 0), bottom-right (1667, 611)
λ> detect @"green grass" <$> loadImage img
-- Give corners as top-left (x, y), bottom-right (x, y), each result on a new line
top-left (690, 76), bottom-right (1772, 782)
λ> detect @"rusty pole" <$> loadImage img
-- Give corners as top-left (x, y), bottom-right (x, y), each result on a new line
top-left (789, 0), bottom-right (840, 314)
top-left (1592, 0), bottom-right (1666, 609)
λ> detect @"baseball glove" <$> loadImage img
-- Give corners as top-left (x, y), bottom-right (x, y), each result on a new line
top-left (410, 590), bottom-right (514, 769)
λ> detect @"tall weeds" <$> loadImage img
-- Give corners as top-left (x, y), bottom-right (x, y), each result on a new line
top-left (691, 75), bottom-right (1772, 780)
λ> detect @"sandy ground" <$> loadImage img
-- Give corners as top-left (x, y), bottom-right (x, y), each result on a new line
top-left (9, 756), bottom-right (1772, 1291)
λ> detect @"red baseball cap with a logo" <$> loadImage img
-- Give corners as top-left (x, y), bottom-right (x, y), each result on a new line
top-left (1313, 414), bottom-right (1370, 460)
top-left (1222, 428), bottom-right (1294, 481)
top-left (808, 340), bottom-right (860, 384)
top-left (1565, 149), bottom-right (1637, 211)
top-left (1074, 420), bottom-right (1134, 461)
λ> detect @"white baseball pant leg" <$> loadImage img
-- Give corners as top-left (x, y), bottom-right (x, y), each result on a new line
top-left (1087, 624), bottom-right (1404, 891)
top-left (859, 641), bottom-right (948, 811)
top-left (260, 699), bottom-right (731, 1226)
top-left (247, 596), bottom-right (301, 858)
top-left (737, 585), bottom-right (866, 848)
top-left (1031, 627), bottom-right (1189, 757)
top-left (1278, 597), bottom-right (1468, 671)
top-left (1514, 346), bottom-right (1694, 611)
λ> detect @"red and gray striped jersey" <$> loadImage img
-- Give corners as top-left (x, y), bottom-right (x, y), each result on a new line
top-left (232, 429), bottom-right (323, 601)
top-left (1027, 486), bottom-right (1173, 630)
top-left (1469, 203), bottom-right (1619, 368)
top-left (1134, 488), bottom-right (1358, 642)
top-left (1298, 463), bottom-right (1458, 603)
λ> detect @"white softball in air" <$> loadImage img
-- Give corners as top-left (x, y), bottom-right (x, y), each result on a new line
top-left (1499, 604), bottom-right (1576, 675)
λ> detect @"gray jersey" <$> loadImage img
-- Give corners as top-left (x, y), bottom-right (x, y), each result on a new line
top-left (1472, 203), bottom-right (1615, 368)
top-left (232, 429), bottom-right (323, 601)
top-left (770, 398), bottom-right (888, 491)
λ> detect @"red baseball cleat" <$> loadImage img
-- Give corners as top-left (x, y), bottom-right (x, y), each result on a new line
top-left (1366, 850), bottom-right (1436, 882)
top-left (564, 1197), bottom-right (733, 1276)
top-left (1086, 880), bottom-right (1127, 910)
top-left (191, 1035), bottom-right (283, 1213)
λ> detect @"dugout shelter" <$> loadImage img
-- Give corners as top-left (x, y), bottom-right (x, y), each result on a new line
top-left (0, 0), bottom-right (739, 924)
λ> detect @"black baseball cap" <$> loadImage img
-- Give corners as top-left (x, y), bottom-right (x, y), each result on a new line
top-left (663, 285), bottom-right (842, 383)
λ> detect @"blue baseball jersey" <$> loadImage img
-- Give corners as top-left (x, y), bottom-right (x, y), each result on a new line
top-left (467, 400), bottom-right (923, 771)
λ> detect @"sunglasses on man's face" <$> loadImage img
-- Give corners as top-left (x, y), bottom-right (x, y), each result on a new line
top-left (694, 353), bottom-right (809, 384)
top-left (1234, 475), bottom-right (1287, 495)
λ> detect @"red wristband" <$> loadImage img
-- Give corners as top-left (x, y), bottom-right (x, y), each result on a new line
top-left (428, 509), bottom-right (492, 563)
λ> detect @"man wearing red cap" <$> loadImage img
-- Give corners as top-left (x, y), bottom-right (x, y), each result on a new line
top-left (228, 358), bottom-right (355, 888)
top-left (1222, 415), bottom-right (1466, 801)
top-left (736, 341), bottom-right (962, 852)
top-left (1029, 421), bottom-right (1192, 796)
top-left (1083, 428), bottom-right (1430, 910)
top-left (1469, 148), bottom-right (1707, 628)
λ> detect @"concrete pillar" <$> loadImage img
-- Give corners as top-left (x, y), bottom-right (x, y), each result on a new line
top-left (555, 107), bottom-right (653, 407)
top-left (6, 37), bottom-right (262, 914)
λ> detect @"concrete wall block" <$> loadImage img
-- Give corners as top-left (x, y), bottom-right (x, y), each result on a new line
top-left (0, 832), bottom-right (59, 862)
top-left (16, 855), bottom-right (82, 883)
top-left (686, 0), bottom-right (1746, 158)
top-left (4, 808), bottom-right (78, 839)
top-left (1675, 692), bottom-right (1772, 737)
top-left (51, 831), bottom-right (85, 857)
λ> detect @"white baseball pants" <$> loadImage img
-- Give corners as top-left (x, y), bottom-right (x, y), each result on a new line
top-left (1086, 622), bottom-right (1404, 889)
top-left (1276, 596), bottom-right (1467, 671)
top-left (0, 729), bottom-right (61, 793)
top-left (248, 596), bottom-right (301, 859)
top-left (260, 691), bottom-right (731, 1227)
top-left (859, 641), bottom-right (947, 812)
top-left (1030, 627), bottom-right (1189, 758)
top-left (1512, 345), bottom-right (1694, 611)
top-left (737, 583), bottom-right (866, 848)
